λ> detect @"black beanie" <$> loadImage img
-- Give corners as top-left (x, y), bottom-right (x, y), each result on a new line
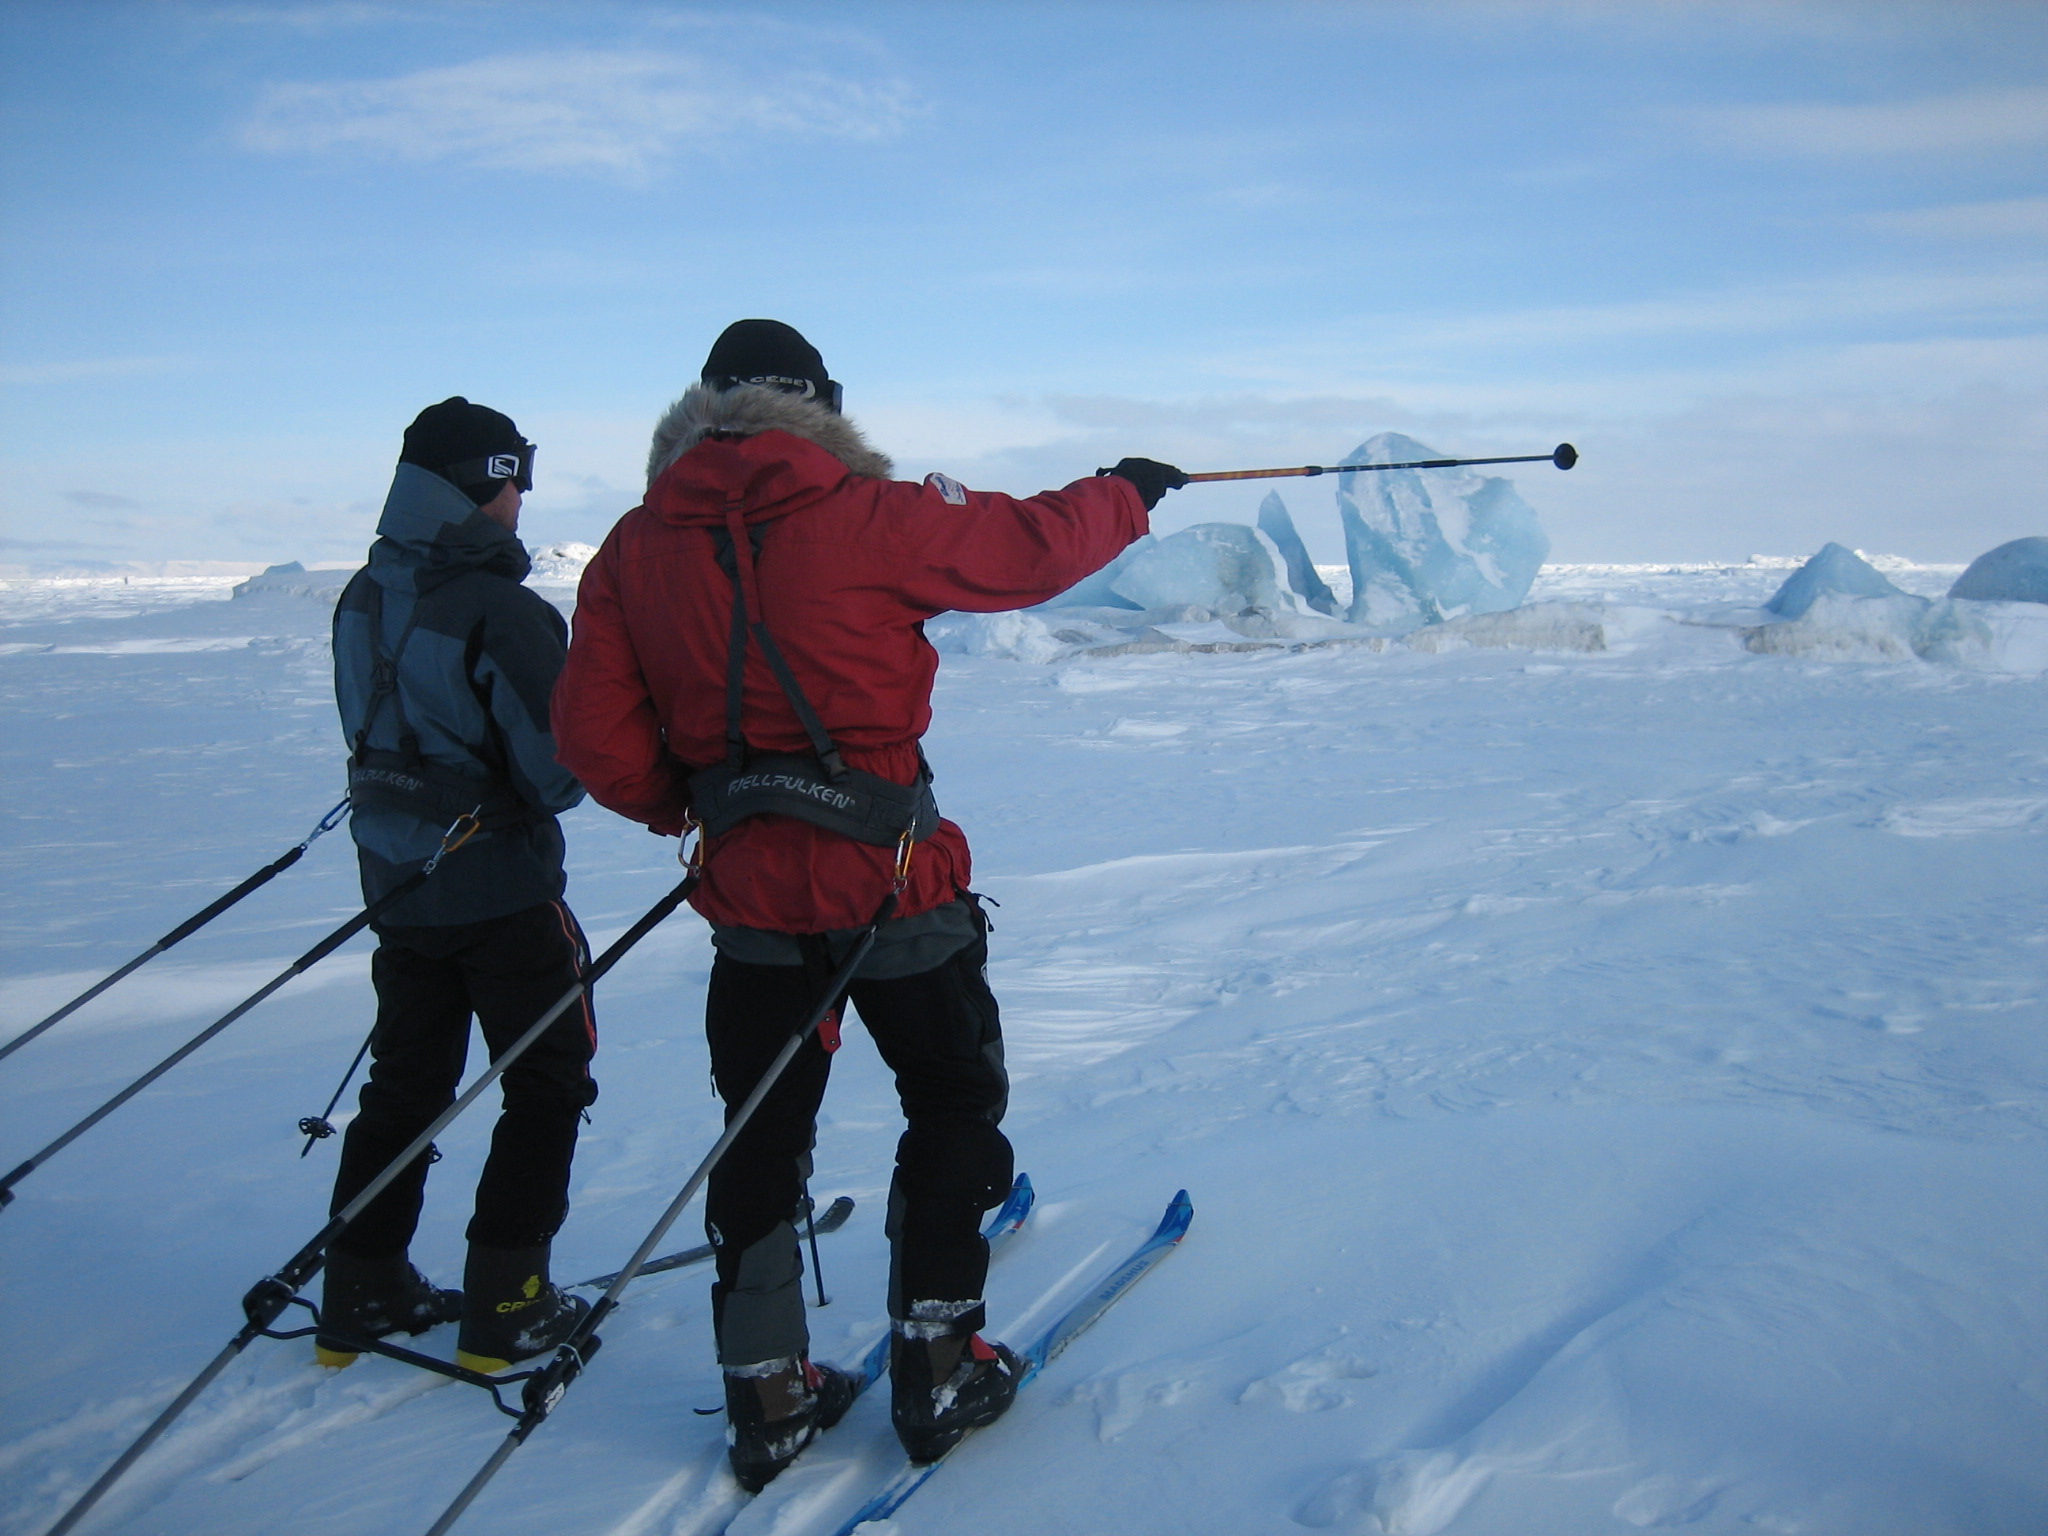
top-left (399, 397), bottom-right (528, 505)
top-left (701, 320), bottom-right (838, 409)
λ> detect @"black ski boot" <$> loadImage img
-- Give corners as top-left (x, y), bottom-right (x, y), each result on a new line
top-left (315, 1249), bottom-right (463, 1368)
top-left (454, 1243), bottom-right (592, 1373)
top-left (890, 1328), bottom-right (1020, 1463)
top-left (723, 1355), bottom-right (857, 1492)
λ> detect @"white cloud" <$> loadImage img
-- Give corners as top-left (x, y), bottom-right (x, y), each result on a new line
top-left (240, 48), bottom-right (918, 177)
top-left (1677, 85), bottom-right (2048, 156)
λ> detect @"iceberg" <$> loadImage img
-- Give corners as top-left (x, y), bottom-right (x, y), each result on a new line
top-left (1036, 534), bottom-right (1153, 611)
top-left (1766, 543), bottom-right (1911, 618)
top-left (1256, 493), bottom-right (1339, 615)
top-left (1743, 592), bottom-right (2048, 674)
top-left (1107, 522), bottom-right (1297, 616)
top-left (231, 561), bottom-right (356, 600)
top-left (1744, 591), bottom-right (1932, 661)
top-left (1948, 536), bottom-right (2048, 605)
top-left (1336, 432), bottom-right (1548, 631)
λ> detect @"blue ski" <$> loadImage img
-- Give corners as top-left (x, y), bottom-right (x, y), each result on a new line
top-left (825, 1188), bottom-right (1194, 1535)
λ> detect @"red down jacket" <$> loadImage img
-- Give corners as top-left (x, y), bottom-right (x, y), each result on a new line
top-left (552, 428), bottom-right (1147, 932)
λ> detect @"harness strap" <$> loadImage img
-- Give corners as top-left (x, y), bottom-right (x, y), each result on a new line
top-left (721, 539), bottom-right (748, 770)
top-left (721, 501), bottom-right (846, 779)
top-left (354, 580), bottom-right (428, 765)
top-left (693, 498), bottom-right (938, 849)
top-left (348, 576), bottom-right (532, 832)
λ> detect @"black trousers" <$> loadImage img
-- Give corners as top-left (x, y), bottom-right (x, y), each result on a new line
top-left (705, 910), bottom-right (1012, 1366)
top-left (329, 900), bottom-right (596, 1258)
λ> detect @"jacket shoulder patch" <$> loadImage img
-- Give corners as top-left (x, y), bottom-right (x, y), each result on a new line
top-left (923, 472), bottom-right (969, 506)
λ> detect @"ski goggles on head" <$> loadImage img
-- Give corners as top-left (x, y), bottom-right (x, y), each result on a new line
top-left (445, 440), bottom-right (536, 493)
top-left (706, 374), bottom-right (844, 414)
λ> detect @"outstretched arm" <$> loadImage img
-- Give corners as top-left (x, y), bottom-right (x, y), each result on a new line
top-left (886, 470), bottom-right (1154, 615)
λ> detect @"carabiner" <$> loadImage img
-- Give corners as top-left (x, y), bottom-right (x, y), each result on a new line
top-left (892, 828), bottom-right (916, 892)
top-left (307, 797), bottom-right (352, 842)
top-left (422, 808), bottom-right (484, 875)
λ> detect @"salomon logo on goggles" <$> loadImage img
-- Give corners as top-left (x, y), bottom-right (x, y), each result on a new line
top-left (445, 441), bottom-right (536, 493)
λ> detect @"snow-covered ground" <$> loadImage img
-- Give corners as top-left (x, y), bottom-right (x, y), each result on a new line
top-left (2, 559), bottom-right (2044, 1536)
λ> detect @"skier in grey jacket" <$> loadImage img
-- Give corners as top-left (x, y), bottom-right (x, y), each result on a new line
top-left (320, 398), bottom-right (596, 1375)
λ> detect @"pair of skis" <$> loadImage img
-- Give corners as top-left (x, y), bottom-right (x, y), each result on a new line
top-left (693, 1177), bottom-right (1190, 1536)
top-left (449, 1177), bottom-right (1188, 1535)
top-left (814, 1184), bottom-right (1194, 1536)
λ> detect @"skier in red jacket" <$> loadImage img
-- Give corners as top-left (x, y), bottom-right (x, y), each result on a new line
top-left (553, 319), bottom-right (1182, 1488)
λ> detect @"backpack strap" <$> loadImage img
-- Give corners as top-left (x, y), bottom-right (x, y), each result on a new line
top-left (347, 577), bottom-right (532, 832)
top-left (689, 500), bottom-right (937, 848)
top-left (719, 499), bottom-right (847, 778)
top-left (352, 579), bottom-right (428, 767)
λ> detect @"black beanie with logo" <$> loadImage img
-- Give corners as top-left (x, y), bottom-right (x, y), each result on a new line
top-left (701, 320), bottom-right (838, 410)
top-left (399, 397), bottom-right (529, 507)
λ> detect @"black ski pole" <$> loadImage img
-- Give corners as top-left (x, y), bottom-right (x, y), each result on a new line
top-left (298, 1023), bottom-right (377, 1155)
top-left (38, 861), bottom-right (702, 1536)
top-left (420, 851), bottom-right (911, 1536)
top-left (0, 797), bottom-right (351, 1066)
top-left (0, 811), bottom-right (481, 1212)
top-left (1169, 442), bottom-right (1579, 484)
top-left (801, 1177), bottom-right (831, 1307)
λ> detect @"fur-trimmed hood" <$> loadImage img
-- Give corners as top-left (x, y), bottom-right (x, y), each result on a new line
top-left (646, 383), bottom-right (893, 489)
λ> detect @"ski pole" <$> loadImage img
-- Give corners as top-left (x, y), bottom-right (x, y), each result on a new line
top-left (298, 1023), bottom-right (377, 1156)
top-left (801, 1177), bottom-right (831, 1307)
top-left (1172, 442), bottom-right (1579, 483)
top-left (421, 842), bottom-right (913, 1536)
top-left (0, 811), bottom-right (481, 1212)
top-left (0, 797), bottom-right (351, 1066)
top-left (38, 859), bottom-right (702, 1536)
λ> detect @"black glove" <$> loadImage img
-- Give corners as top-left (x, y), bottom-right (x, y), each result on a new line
top-left (1098, 457), bottom-right (1189, 512)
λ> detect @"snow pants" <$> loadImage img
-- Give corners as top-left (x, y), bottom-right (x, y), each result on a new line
top-left (329, 900), bottom-right (597, 1259)
top-left (705, 907), bottom-right (1012, 1367)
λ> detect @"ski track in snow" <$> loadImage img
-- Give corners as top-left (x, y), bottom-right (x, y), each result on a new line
top-left (2, 565), bottom-right (2045, 1536)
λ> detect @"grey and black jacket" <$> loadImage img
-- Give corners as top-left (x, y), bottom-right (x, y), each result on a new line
top-left (334, 463), bottom-right (584, 927)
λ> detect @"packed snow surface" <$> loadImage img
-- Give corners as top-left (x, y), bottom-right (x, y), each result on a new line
top-left (2, 559), bottom-right (2045, 1536)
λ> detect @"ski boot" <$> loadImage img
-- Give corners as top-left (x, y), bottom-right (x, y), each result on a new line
top-left (454, 1242), bottom-right (592, 1373)
top-left (890, 1324), bottom-right (1020, 1463)
top-left (314, 1249), bottom-right (463, 1368)
top-left (723, 1355), bottom-right (857, 1492)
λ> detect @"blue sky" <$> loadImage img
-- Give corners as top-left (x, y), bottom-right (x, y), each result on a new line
top-left (2, 0), bottom-right (2043, 569)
